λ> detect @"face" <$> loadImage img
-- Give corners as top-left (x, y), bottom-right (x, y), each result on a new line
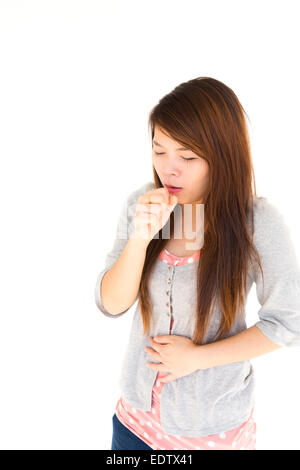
top-left (152, 126), bottom-right (210, 205)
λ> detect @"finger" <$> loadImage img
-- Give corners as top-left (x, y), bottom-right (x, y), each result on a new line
top-left (149, 336), bottom-right (162, 352)
top-left (140, 188), bottom-right (169, 205)
top-left (158, 373), bottom-right (175, 383)
top-left (146, 362), bottom-right (168, 372)
top-left (169, 194), bottom-right (178, 206)
top-left (136, 202), bottom-right (166, 215)
top-left (149, 187), bottom-right (170, 202)
top-left (144, 347), bottom-right (161, 361)
top-left (153, 335), bottom-right (172, 343)
top-left (136, 212), bottom-right (158, 224)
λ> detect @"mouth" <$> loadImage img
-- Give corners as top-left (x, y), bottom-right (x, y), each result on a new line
top-left (164, 184), bottom-right (183, 193)
top-left (165, 184), bottom-right (183, 189)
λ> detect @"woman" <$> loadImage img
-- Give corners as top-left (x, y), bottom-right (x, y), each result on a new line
top-left (95, 77), bottom-right (300, 450)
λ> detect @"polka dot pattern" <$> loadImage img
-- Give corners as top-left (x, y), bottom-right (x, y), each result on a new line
top-left (114, 247), bottom-right (256, 450)
top-left (162, 248), bottom-right (201, 265)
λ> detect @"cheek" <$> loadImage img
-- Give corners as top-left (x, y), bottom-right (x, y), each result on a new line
top-left (152, 157), bottom-right (162, 173)
top-left (190, 164), bottom-right (205, 178)
top-left (198, 163), bottom-right (210, 180)
top-left (189, 167), bottom-right (210, 190)
top-left (203, 167), bottom-right (210, 183)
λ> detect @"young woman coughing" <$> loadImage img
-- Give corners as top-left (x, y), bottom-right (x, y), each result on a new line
top-left (95, 77), bottom-right (300, 451)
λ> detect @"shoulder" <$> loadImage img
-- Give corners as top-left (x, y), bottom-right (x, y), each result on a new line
top-left (250, 195), bottom-right (294, 253)
top-left (251, 195), bottom-right (287, 232)
top-left (252, 195), bottom-right (282, 220)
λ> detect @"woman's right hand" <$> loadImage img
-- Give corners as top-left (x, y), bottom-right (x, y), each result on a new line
top-left (130, 187), bottom-right (178, 245)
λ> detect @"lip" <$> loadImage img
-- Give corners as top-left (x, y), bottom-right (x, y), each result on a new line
top-left (164, 184), bottom-right (183, 194)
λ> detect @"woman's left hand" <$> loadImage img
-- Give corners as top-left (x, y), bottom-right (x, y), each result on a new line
top-left (145, 334), bottom-right (200, 383)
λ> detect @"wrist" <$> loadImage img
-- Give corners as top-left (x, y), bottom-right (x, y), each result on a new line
top-left (129, 232), bottom-right (150, 249)
top-left (192, 344), bottom-right (210, 370)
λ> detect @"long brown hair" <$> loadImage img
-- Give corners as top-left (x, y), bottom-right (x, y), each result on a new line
top-left (138, 76), bottom-right (264, 345)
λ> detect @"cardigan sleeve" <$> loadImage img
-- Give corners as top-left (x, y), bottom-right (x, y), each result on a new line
top-left (252, 197), bottom-right (300, 347)
top-left (94, 181), bottom-right (155, 318)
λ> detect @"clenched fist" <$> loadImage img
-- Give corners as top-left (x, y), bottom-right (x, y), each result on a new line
top-left (130, 187), bottom-right (178, 245)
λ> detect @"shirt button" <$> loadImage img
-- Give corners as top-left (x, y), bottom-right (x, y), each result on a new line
top-left (166, 302), bottom-right (169, 307)
top-left (166, 290), bottom-right (170, 295)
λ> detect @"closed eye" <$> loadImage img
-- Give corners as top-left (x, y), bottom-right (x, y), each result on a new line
top-left (154, 151), bottom-right (196, 161)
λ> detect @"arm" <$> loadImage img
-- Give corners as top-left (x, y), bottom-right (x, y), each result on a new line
top-left (193, 325), bottom-right (281, 370)
top-left (95, 181), bottom-right (154, 318)
top-left (194, 198), bottom-right (300, 369)
top-left (100, 235), bottom-right (148, 315)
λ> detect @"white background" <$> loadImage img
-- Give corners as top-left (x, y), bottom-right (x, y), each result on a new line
top-left (0, 0), bottom-right (299, 450)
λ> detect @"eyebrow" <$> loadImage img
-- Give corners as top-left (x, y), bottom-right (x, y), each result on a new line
top-left (153, 140), bottom-right (189, 151)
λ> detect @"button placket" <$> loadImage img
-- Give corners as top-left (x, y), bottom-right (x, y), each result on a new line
top-left (166, 265), bottom-right (174, 317)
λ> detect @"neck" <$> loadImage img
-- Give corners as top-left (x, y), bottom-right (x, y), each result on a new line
top-left (174, 200), bottom-right (204, 246)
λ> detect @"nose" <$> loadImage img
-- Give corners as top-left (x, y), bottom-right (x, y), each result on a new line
top-left (165, 162), bottom-right (180, 177)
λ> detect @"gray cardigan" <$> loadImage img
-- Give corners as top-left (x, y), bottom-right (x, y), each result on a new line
top-left (95, 181), bottom-right (300, 437)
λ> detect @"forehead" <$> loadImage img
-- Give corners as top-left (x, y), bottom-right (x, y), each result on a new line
top-left (153, 128), bottom-right (189, 151)
top-left (153, 128), bottom-right (198, 156)
top-left (153, 126), bottom-right (174, 142)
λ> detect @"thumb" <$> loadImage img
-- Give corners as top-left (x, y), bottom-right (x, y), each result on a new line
top-left (169, 195), bottom-right (178, 207)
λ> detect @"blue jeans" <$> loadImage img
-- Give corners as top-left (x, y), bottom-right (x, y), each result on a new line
top-left (111, 413), bottom-right (153, 450)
